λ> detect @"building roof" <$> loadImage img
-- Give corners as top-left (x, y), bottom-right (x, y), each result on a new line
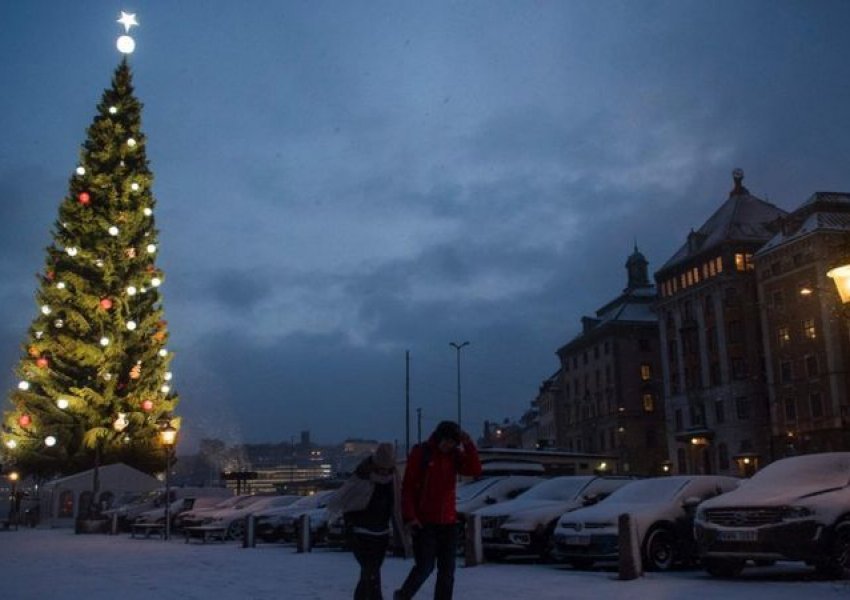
top-left (757, 192), bottom-right (850, 255)
top-left (658, 170), bottom-right (787, 273)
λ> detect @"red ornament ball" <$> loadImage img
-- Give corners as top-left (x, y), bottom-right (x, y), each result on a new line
top-left (99, 298), bottom-right (113, 310)
top-left (78, 192), bottom-right (91, 205)
top-left (141, 399), bottom-right (154, 412)
top-left (36, 357), bottom-right (49, 369)
top-left (19, 414), bottom-right (32, 427)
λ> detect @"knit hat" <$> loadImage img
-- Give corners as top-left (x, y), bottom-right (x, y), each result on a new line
top-left (373, 442), bottom-right (396, 469)
top-left (433, 420), bottom-right (462, 443)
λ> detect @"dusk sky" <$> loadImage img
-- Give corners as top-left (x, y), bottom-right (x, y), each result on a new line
top-left (1, 1), bottom-right (849, 453)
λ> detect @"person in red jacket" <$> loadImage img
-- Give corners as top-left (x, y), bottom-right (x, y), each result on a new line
top-left (394, 421), bottom-right (481, 600)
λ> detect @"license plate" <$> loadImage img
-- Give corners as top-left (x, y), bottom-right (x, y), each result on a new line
top-left (565, 535), bottom-right (591, 546)
top-left (718, 530), bottom-right (757, 542)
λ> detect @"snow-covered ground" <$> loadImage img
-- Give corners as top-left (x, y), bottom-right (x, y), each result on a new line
top-left (0, 528), bottom-right (847, 599)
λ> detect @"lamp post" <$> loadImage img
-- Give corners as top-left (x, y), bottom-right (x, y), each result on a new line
top-left (450, 341), bottom-right (470, 428)
top-left (159, 423), bottom-right (177, 540)
top-left (7, 471), bottom-right (19, 526)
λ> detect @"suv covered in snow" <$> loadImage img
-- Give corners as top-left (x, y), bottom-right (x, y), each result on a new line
top-left (695, 452), bottom-right (850, 578)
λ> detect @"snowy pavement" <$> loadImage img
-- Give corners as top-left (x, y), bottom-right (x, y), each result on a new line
top-left (0, 528), bottom-right (848, 600)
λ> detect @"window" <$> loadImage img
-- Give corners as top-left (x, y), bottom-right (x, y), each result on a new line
top-left (731, 357), bottom-right (747, 380)
top-left (677, 448), bottom-right (687, 474)
top-left (646, 428), bottom-right (657, 448)
top-left (604, 341), bottom-right (610, 355)
top-left (777, 327), bottom-right (790, 346)
top-left (715, 256), bottom-right (723, 274)
top-left (780, 360), bottom-right (793, 384)
top-left (573, 357), bottom-right (578, 369)
top-left (793, 253), bottom-right (803, 266)
top-left (735, 253), bottom-right (754, 271)
top-left (806, 355), bottom-right (818, 378)
top-left (772, 290), bottom-right (784, 309)
top-left (717, 442), bottom-right (730, 471)
top-left (709, 362), bottom-right (721, 386)
top-left (714, 399), bottom-right (725, 424)
top-left (675, 409), bottom-right (683, 431)
top-left (640, 364), bottom-right (652, 381)
top-left (785, 398), bottom-right (797, 422)
top-left (691, 402), bottom-right (706, 427)
top-left (725, 287), bottom-right (739, 306)
top-left (803, 318), bottom-right (817, 340)
top-left (58, 491), bottom-right (74, 518)
top-left (736, 397), bottom-right (751, 420)
top-left (810, 392), bottom-right (823, 419)
top-left (642, 393), bottom-right (655, 412)
top-left (583, 352), bottom-right (588, 365)
top-left (594, 346), bottom-right (600, 360)
top-left (728, 321), bottom-right (742, 344)
top-left (770, 261), bottom-right (781, 276)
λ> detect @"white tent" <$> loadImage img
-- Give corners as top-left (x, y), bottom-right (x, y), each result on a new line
top-left (39, 463), bottom-right (160, 528)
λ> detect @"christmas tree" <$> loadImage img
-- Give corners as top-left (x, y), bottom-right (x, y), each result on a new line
top-left (1, 19), bottom-right (179, 489)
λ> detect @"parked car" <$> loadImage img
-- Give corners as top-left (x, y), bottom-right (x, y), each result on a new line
top-left (695, 452), bottom-right (850, 579)
top-left (103, 487), bottom-right (231, 531)
top-left (135, 495), bottom-right (236, 530)
top-left (474, 475), bottom-right (634, 560)
top-left (254, 491), bottom-right (335, 543)
top-left (457, 475), bottom-right (545, 518)
top-left (174, 495), bottom-right (252, 531)
top-left (205, 495), bottom-right (299, 540)
top-left (553, 475), bottom-right (739, 570)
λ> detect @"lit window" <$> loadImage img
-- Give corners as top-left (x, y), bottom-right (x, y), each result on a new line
top-left (715, 256), bottom-right (723, 273)
top-left (735, 253), bottom-right (745, 271)
top-left (642, 393), bottom-right (655, 412)
top-left (777, 327), bottom-right (790, 345)
top-left (640, 364), bottom-right (652, 381)
top-left (803, 318), bottom-right (817, 340)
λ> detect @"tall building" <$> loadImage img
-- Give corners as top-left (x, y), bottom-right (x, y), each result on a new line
top-left (654, 170), bottom-right (787, 476)
top-left (755, 191), bottom-right (850, 456)
top-left (556, 246), bottom-right (666, 475)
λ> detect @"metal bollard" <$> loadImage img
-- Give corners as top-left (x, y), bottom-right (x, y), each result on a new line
top-left (243, 513), bottom-right (256, 548)
top-left (111, 513), bottom-right (118, 536)
top-left (617, 513), bottom-right (643, 580)
top-left (464, 514), bottom-right (484, 567)
top-left (296, 513), bottom-right (312, 553)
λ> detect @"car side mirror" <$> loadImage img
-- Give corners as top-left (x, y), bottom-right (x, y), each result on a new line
top-left (484, 496), bottom-right (497, 505)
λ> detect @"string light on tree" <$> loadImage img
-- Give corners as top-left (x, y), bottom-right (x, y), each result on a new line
top-left (100, 337), bottom-right (110, 347)
top-left (44, 436), bottom-right (57, 447)
top-left (66, 247), bottom-right (78, 256)
top-left (108, 226), bottom-right (119, 236)
top-left (76, 166), bottom-right (86, 175)
top-left (18, 381), bottom-right (30, 391)
top-left (56, 398), bottom-right (69, 410)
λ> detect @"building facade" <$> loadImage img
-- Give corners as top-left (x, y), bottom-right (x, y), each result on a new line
top-left (755, 192), bottom-right (850, 456)
top-left (654, 170), bottom-right (787, 476)
top-left (556, 246), bottom-right (667, 475)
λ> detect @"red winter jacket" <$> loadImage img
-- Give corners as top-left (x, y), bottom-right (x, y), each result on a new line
top-left (401, 435), bottom-right (482, 525)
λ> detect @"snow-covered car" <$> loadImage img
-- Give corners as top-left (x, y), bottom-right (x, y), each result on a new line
top-left (134, 494), bottom-right (236, 529)
top-left (174, 495), bottom-right (251, 530)
top-left (457, 475), bottom-right (545, 518)
top-left (103, 486), bottom-right (231, 530)
top-left (203, 495), bottom-right (296, 540)
top-left (280, 506), bottom-right (332, 544)
top-left (474, 475), bottom-right (634, 559)
top-left (695, 452), bottom-right (850, 579)
top-left (254, 491), bottom-right (335, 543)
top-left (554, 475), bottom-right (739, 570)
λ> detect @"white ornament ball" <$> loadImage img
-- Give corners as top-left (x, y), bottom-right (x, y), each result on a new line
top-left (41, 305), bottom-right (51, 315)
top-left (76, 166), bottom-right (86, 176)
top-left (56, 282), bottom-right (66, 289)
top-left (108, 226), bottom-right (120, 236)
top-left (109, 106), bottom-right (118, 115)
top-left (143, 207), bottom-right (153, 216)
top-left (127, 286), bottom-right (137, 296)
top-left (117, 35), bottom-right (136, 54)
top-left (5, 440), bottom-right (16, 449)
top-left (164, 372), bottom-right (173, 381)
top-left (44, 436), bottom-right (57, 447)
top-left (56, 398), bottom-right (69, 410)
top-left (146, 244), bottom-right (157, 254)
top-left (126, 320), bottom-right (137, 331)
top-left (160, 384), bottom-right (171, 394)
top-left (18, 381), bottom-right (30, 391)
top-left (151, 277), bottom-right (162, 287)
top-left (158, 349), bottom-right (168, 357)
top-left (66, 247), bottom-right (78, 257)
top-left (127, 137), bottom-right (137, 148)
top-left (131, 182), bottom-right (140, 191)
top-left (100, 337), bottom-right (110, 347)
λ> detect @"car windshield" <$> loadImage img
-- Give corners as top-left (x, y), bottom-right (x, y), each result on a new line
top-left (520, 477), bottom-right (592, 502)
top-left (232, 496), bottom-right (262, 509)
top-left (457, 478), bottom-right (502, 502)
top-left (608, 478), bottom-right (688, 503)
top-left (747, 453), bottom-right (850, 489)
top-left (213, 496), bottom-right (243, 509)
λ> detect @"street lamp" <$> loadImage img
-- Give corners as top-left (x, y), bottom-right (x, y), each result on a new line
top-left (449, 341), bottom-right (470, 428)
top-left (159, 423), bottom-right (177, 540)
top-left (827, 265), bottom-right (850, 305)
top-left (7, 471), bottom-right (19, 527)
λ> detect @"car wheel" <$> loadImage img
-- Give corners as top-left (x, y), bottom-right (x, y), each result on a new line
top-left (642, 527), bottom-right (676, 571)
top-left (537, 521), bottom-right (558, 562)
top-left (704, 557), bottom-right (745, 578)
top-left (228, 520), bottom-right (245, 541)
top-left (816, 520), bottom-right (850, 579)
top-left (569, 558), bottom-right (595, 570)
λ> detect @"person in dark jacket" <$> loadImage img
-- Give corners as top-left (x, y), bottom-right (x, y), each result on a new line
top-left (394, 421), bottom-right (482, 600)
top-left (331, 442), bottom-right (404, 600)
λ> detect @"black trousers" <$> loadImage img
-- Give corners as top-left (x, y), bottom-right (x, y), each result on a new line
top-left (397, 523), bottom-right (457, 600)
top-left (351, 532), bottom-right (390, 600)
